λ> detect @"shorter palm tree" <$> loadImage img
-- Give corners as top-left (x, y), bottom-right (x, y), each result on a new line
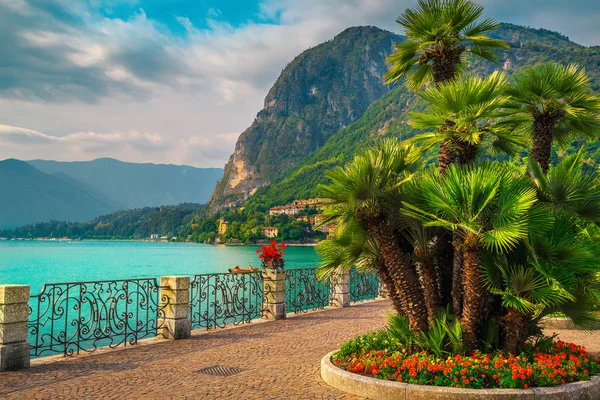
top-left (319, 139), bottom-right (430, 331)
top-left (403, 162), bottom-right (537, 351)
top-left (502, 63), bottom-right (600, 172)
top-left (409, 71), bottom-right (525, 169)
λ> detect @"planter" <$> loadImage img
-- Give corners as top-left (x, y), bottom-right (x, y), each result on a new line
top-left (320, 351), bottom-right (600, 400)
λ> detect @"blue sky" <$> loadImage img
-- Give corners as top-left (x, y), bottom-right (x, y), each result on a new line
top-left (1, 0), bottom-right (600, 167)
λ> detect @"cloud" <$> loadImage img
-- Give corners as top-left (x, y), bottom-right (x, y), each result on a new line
top-left (0, 0), bottom-right (599, 168)
top-left (0, 124), bottom-right (238, 167)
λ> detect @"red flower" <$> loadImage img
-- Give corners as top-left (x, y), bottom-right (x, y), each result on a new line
top-left (256, 241), bottom-right (286, 263)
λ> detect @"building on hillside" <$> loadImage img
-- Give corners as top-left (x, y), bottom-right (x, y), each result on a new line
top-left (296, 215), bottom-right (316, 224)
top-left (291, 198), bottom-right (327, 207)
top-left (218, 218), bottom-right (230, 235)
top-left (269, 205), bottom-right (300, 216)
top-left (262, 227), bottom-right (279, 238)
top-left (150, 233), bottom-right (159, 240)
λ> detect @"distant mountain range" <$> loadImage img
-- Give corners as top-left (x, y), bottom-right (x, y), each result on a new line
top-left (0, 158), bottom-right (222, 228)
top-left (0, 159), bottom-right (118, 228)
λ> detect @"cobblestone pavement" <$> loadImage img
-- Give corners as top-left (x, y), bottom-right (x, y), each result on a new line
top-left (0, 300), bottom-right (393, 400)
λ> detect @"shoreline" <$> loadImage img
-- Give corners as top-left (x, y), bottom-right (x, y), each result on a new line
top-left (1, 238), bottom-right (318, 247)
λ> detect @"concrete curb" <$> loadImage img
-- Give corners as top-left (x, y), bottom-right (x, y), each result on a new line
top-left (320, 351), bottom-right (600, 400)
top-left (539, 318), bottom-right (577, 330)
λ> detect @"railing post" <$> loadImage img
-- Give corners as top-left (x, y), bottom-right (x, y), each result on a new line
top-left (331, 268), bottom-right (350, 307)
top-left (0, 285), bottom-right (30, 372)
top-left (159, 277), bottom-right (191, 340)
top-left (261, 269), bottom-right (286, 320)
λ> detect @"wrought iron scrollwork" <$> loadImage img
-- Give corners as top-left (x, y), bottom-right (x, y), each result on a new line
top-left (285, 268), bottom-right (332, 313)
top-left (349, 267), bottom-right (380, 302)
top-left (189, 272), bottom-right (263, 330)
top-left (28, 278), bottom-right (168, 358)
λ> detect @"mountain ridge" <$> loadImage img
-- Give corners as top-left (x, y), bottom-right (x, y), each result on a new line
top-left (208, 26), bottom-right (403, 208)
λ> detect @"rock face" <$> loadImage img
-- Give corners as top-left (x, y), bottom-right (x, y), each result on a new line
top-left (209, 26), bottom-right (402, 208)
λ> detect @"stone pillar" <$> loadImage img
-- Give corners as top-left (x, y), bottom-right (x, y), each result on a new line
top-left (159, 276), bottom-right (191, 340)
top-left (262, 269), bottom-right (286, 320)
top-left (331, 268), bottom-right (350, 307)
top-left (0, 285), bottom-right (30, 372)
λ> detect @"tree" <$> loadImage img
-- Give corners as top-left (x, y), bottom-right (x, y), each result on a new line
top-left (403, 163), bottom-right (537, 351)
top-left (319, 139), bottom-right (429, 331)
top-left (409, 71), bottom-right (525, 165)
top-left (502, 63), bottom-right (600, 172)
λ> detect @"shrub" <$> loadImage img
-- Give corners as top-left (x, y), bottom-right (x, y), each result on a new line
top-left (335, 330), bottom-right (400, 359)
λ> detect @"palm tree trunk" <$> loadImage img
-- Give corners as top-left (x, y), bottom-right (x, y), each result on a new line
top-left (451, 235), bottom-right (464, 318)
top-left (374, 261), bottom-right (405, 315)
top-left (438, 141), bottom-right (455, 174)
top-left (503, 309), bottom-right (530, 354)
top-left (368, 217), bottom-right (428, 332)
top-left (461, 239), bottom-right (485, 352)
top-left (415, 251), bottom-right (441, 325)
top-left (435, 232), bottom-right (454, 307)
top-left (457, 141), bottom-right (478, 166)
top-left (532, 115), bottom-right (555, 173)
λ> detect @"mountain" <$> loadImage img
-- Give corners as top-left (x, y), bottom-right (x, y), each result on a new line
top-left (242, 23), bottom-right (600, 210)
top-left (29, 158), bottom-right (223, 209)
top-left (0, 159), bottom-right (120, 228)
top-left (208, 26), bottom-right (402, 208)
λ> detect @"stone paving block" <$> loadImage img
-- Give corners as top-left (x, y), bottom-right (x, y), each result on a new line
top-left (0, 342), bottom-right (30, 372)
top-left (0, 286), bottom-right (29, 305)
top-left (0, 322), bottom-right (28, 344)
top-left (0, 303), bottom-right (29, 324)
top-left (160, 276), bottom-right (191, 291)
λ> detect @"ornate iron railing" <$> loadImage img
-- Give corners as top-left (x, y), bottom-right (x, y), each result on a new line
top-left (189, 272), bottom-right (264, 330)
top-left (285, 268), bottom-right (333, 313)
top-left (28, 278), bottom-right (168, 358)
top-left (349, 267), bottom-right (380, 302)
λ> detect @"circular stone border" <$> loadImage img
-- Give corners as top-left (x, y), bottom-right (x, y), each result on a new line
top-left (321, 351), bottom-right (600, 400)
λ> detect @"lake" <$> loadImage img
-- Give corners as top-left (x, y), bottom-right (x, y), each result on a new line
top-left (0, 240), bottom-right (320, 294)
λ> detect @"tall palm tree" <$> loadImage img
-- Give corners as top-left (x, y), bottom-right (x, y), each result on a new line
top-left (403, 163), bottom-right (537, 350)
top-left (386, 0), bottom-right (508, 172)
top-left (409, 71), bottom-right (524, 166)
top-left (315, 218), bottom-right (406, 313)
top-left (319, 139), bottom-right (429, 331)
top-left (502, 63), bottom-right (600, 172)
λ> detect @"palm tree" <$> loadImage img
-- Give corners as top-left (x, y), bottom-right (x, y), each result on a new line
top-left (528, 149), bottom-right (600, 220)
top-left (409, 71), bottom-right (525, 167)
top-left (502, 63), bottom-right (600, 172)
top-left (403, 163), bottom-right (537, 351)
top-left (386, 0), bottom-right (508, 90)
top-left (319, 139), bottom-right (429, 331)
top-left (315, 218), bottom-right (406, 313)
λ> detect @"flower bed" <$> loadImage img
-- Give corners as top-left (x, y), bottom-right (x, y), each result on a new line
top-left (332, 334), bottom-right (600, 390)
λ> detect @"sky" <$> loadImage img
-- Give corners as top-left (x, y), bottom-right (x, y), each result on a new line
top-left (1, 0), bottom-right (600, 168)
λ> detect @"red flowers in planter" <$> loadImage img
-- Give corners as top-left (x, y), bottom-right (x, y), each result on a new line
top-left (257, 241), bottom-right (286, 268)
top-left (335, 341), bottom-right (600, 389)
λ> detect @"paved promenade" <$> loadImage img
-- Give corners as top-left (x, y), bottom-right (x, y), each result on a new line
top-left (0, 300), bottom-right (393, 399)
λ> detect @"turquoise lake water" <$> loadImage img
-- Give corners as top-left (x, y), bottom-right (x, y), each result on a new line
top-left (0, 241), bottom-right (320, 294)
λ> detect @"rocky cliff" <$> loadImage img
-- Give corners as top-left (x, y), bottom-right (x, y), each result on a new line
top-left (209, 26), bottom-right (402, 208)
